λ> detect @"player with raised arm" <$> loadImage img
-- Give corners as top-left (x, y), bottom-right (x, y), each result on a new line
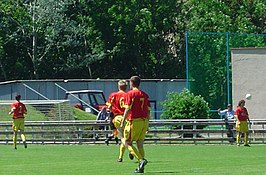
top-left (8, 94), bottom-right (27, 149)
top-left (105, 80), bottom-right (133, 162)
top-left (121, 76), bottom-right (150, 173)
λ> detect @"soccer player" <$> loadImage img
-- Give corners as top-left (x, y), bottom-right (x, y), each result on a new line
top-left (8, 94), bottom-right (27, 149)
top-left (120, 76), bottom-right (150, 173)
top-left (105, 80), bottom-right (133, 162)
top-left (234, 99), bottom-right (250, 146)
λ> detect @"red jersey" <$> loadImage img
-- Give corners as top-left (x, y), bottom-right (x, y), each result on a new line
top-left (234, 106), bottom-right (249, 121)
top-left (106, 90), bottom-right (126, 116)
top-left (11, 102), bottom-right (27, 119)
top-left (124, 88), bottom-right (150, 120)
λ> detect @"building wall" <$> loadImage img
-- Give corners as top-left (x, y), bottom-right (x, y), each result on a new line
top-left (231, 48), bottom-right (266, 119)
top-left (0, 79), bottom-right (187, 113)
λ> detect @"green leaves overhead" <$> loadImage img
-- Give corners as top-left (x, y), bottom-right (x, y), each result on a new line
top-left (0, 0), bottom-right (265, 80)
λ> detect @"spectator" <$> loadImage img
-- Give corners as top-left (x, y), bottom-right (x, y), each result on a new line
top-left (95, 107), bottom-right (109, 140)
top-left (218, 104), bottom-right (235, 143)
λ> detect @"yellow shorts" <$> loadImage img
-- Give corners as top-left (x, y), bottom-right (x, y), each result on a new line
top-left (112, 115), bottom-right (123, 129)
top-left (124, 118), bottom-right (149, 142)
top-left (236, 121), bottom-right (249, 132)
top-left (12, 118), bottom-right (25, 132)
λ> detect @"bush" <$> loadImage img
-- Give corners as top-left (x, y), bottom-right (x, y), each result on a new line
top-left (161, 89), bottom-right (210, 119)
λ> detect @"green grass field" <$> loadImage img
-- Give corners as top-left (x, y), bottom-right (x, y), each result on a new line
top-left (1, 144), bottom-right (266, 175)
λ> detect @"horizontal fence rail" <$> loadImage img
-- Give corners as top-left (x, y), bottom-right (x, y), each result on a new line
top-left (0, 119), bottom-right (266, 145)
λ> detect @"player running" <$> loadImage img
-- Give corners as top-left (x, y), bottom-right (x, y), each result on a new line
top-left (121, 76), bottom-right (150, 173)
top-left (105, 80), bottom-right (133, 162)
top-left (8, 94), bottom-right (27, 149)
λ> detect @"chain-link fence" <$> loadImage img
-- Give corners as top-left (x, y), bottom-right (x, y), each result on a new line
top-left (186, 32), bottom-right (266, 118)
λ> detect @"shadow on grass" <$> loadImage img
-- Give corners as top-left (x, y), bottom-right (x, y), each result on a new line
top-left (145, 171), bottom-right (180, 174)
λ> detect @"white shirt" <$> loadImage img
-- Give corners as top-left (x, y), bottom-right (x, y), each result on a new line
top-left (218, 109), bottom-right (235, 120)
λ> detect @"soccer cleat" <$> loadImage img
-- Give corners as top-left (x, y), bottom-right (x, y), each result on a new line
top-left (137, 159), bottom-right (148, 173)
top-left (134, 168), bottom-right (144, 173)
top-left (129, 153), bottom-right (134, 160)
top-left (105, 139), bottom-right (109, 146)
top-left (115, 137), bottom-right (119, 145)
top-left (237, 143), bottom-right (240, 146)
top-left (14, 147), bottom-right (17, 150)
top-left (244, 144), bottom-right (250, 147)
top-left (23, 141), bottom-right (27, 149)
top-left (117, 158), bottom-right (123, 162)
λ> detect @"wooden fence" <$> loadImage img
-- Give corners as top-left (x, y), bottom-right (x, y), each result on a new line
top-left (1, 119), bottom-right (266, 145)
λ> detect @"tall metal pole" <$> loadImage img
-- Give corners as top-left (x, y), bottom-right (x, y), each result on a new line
top-left (185, 31), bottom-right (189, 90)
top-left (226, 32), bottom-right (230, 104)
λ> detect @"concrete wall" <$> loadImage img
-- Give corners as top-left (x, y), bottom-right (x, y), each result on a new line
top-left (231, 48), bottom-right (266, 119)
top-left (0, 79), bottom-right (187, 113)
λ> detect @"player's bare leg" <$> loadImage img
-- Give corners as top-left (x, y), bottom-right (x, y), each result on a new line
top-left (244, 132), bottom-right (250, 146)
top-left (116, 128), bottom-right (133, 161)
top-left (20, 130), bottom-right (27, 148)
top-left (236, 132), bottom-right (241, 146)
top-left (13, 131), bottom-right (18, 149)
top-left (135, 140), bottom-right (148, 173)
top-left (137, 140), bottom-right (145, 158)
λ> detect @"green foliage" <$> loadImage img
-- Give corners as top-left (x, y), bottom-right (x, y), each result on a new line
top-left (161, 89), bottom-right (210, 119)
top-left (0, 0), bottom-right (265, 81)
top-left (73, 108), bottom-right (96, 120)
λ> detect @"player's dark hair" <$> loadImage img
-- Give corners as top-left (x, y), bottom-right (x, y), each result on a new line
top-left (130, 76), bottom-right (141, 87)
top-left (238, 100), bottom-right (245, 107)
top-left (15, 94), bottom-right (21, 101)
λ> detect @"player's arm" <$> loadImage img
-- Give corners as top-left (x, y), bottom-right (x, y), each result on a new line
top-left (8, 107), bottom-right (15, 115)
top-left (121, 107), bottom-right (130, 128)
top-left (24, 106), bottom-right (27, 115)
top-left (234, 114), bottom-right (240, 126)
top-left (247, 114), bottom-right (250, 123)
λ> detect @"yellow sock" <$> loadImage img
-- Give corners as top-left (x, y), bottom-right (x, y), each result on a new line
top-left (119, 144), bottom-right (126, 159)
top-left (13, 134), bottom-right (17, 148)
top-left (138, 148), bottom-right (145, 158)
top-left (128, 145), bottom-right (143, 161)
top-left (244, 133), bottom-right (248, 145)
top-left (21, 134), bottom-right (26, 142)
top-left (236, 133), bottom-right (240, 144)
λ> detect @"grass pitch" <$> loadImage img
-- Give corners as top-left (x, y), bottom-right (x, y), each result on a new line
top-left (0, 144), bottom-right (266, 175)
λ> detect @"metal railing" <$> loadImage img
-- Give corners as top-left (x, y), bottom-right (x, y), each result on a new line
top-left (0, 119), bottom-right (265, 145)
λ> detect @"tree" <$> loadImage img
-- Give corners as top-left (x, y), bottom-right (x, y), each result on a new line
top-left (82, 0), bottom-right (187, 78)
top-left (0, 0), bottom-right (33, 80)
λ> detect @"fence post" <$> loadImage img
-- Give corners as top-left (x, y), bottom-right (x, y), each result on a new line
top-left (41, 122), bottom-right (44, 144)
top-left (263, 123), bottom-right (265, 144)
top-left (181, 124), bottom-right (184, 144)
top-left (59, 103), bottom-right (62, 120)
top-left (5, 126), bottom-right (9, 144)
top-left (193, 121), bottom-right (196, 144)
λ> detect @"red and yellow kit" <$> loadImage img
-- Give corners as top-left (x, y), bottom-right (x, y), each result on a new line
top-left (106, 90), bottom-right (126, 116)
top-left (11, 102), bottom-right (27, 119)
top-left (235, 107), bottom-right (249, 121)
top-left (124, 88), bottom-right (150, 120)
top-left (123, 88), bottom-right (150, 141)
